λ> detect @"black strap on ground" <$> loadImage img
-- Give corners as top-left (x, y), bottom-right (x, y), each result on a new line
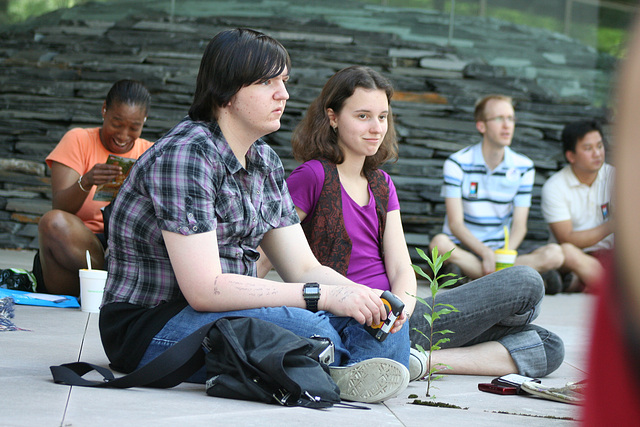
top-left (50, 321), bottom-right (213, 389)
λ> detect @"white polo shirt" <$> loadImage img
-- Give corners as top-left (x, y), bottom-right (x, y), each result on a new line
top-left (541, 163), bottom-right (614, 252)
top-left (441, 142), bottom-right (535, 249)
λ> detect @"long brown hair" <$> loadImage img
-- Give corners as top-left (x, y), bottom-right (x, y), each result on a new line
top-left (291, 66), bottom-right (398, 173)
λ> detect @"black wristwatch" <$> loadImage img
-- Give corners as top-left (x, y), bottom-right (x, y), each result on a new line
top-left (303, 282), bottom-right (321, 312)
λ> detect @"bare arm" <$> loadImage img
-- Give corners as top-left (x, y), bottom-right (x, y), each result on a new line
top-left (548, 219), bottom-right (613, 250)
top-left (164, 224), bottom-right (387, 326)
top-left (446, 197), bottom-right (495, 275)
top-left (50, 161), bottom-right (122, 213)
top-left (510, 206), bottom-right (529, 250)
top-left (256, 206), bottom-right (307, 279)
top-left (255, 246), bottom-right (273, 279)
top-left (382, 210), bottom-right (416, 332)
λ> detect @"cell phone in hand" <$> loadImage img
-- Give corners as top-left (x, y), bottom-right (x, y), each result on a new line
top-left (478, 383), bottom-right (518, 395)
top-left (492, 374), bottom-right (541, 394)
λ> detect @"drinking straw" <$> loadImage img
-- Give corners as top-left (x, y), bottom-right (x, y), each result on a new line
top-left (504, 226), bottom-right (509, 250)
top-left (86, 250), bottom-right (92, 270)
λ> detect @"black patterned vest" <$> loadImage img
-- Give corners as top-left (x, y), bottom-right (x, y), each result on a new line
top-left (301, 159), bottom-right (389, 276)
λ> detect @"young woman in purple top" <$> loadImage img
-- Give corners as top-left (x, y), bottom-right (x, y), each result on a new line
top-left (284, 66), bottom-right (416, 331)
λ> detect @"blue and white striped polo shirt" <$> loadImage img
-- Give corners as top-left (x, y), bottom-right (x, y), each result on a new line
top-left (441, 142), bottom-right (535, 249)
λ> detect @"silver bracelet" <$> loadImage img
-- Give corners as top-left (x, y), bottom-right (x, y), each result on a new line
top-left (77, 175), bottom-right (91, 192)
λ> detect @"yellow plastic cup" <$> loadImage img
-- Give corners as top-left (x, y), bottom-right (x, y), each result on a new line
top-left (494, 248), bottom-right (517, 271)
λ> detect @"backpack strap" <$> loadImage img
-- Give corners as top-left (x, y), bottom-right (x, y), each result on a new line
top-left (50, 320), bottom-right (213, 389)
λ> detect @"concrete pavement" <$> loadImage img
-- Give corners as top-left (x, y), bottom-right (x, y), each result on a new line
top-left (0, 248), bottom-right (589, 426)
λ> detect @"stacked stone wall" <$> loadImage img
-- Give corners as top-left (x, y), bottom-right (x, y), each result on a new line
top-left (0, 0), bottom-right (611, 260)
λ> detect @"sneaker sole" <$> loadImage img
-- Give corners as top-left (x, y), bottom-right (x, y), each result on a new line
top-left (330, 358), bottom-right (409, 404)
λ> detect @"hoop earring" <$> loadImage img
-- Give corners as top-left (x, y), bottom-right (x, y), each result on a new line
top-left (332, 126), bottom-right (337, 133)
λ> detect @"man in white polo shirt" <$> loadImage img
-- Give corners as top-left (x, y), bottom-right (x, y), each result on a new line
top-left (541, 120), bottom-right (613, 292)
top-left (430, 94), bottom-right (564, 292)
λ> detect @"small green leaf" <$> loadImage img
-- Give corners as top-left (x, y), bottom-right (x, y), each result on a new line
top-left (436, 363), bottom-right (452, 371)
top-left (424, 315), bottom-right (433, 327)
top-left (434, 303), bottom-right (459, 313)
top-left (434, 337), bottom-right (451, 348)
top-left (436, 271), bottom-right (456, 278)
top-left (439, 248), bottom-right (454, 263)
top-left (439, 278), bottom-right (460, 289)
top-left (412, 264), bottom-right (430, 280)
top-left (413, 295), bottom-right (431, 308)
top-left (434, 308), bottom-right (454, 317)
top-left (411, 328), bottom-right (428, 340)
top-left (415, 247), bottom-right (429, 261)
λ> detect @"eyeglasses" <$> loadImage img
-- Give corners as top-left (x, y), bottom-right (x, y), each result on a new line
top-left (484, 116), bottom-right (516, 124)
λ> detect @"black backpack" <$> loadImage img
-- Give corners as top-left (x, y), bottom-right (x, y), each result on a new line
top-left (204, 317), bottom-right (340, 407)
top-left (51, 317), bottom-right (345, 409)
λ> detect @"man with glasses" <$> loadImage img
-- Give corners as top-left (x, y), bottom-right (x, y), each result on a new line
top-left (540, 120), bottom-right (613, 293)
top-left (428, 94), bottom-right (565, 293)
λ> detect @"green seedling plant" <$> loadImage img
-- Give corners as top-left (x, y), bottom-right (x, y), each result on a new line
top-left (411, 247), bottom-right (462, 397)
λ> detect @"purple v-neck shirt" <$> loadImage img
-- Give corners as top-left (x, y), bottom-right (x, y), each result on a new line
top-left (287, 160), bottom-right (400, 291)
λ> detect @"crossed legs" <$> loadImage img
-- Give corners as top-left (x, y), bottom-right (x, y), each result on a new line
top-left (410, 266), bottom-right (564, 378)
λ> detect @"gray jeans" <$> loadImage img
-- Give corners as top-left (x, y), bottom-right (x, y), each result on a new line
top-left (409, 265), bottom-right (564, 377)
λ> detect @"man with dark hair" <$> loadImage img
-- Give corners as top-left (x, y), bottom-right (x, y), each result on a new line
top-left (429, 94), bottom-right (565, 293)
top-left (541, 120), bottom-right (614, 292)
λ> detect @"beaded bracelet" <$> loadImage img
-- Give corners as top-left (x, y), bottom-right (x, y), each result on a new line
top-left (77, 175), bottom-right (90, 192)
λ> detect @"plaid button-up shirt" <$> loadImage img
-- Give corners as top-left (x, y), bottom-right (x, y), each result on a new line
top-left (103, 117), bottom-right (299, 307)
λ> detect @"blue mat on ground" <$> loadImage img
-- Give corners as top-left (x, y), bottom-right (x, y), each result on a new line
top-left (0, 288), bottom-right (80, 308)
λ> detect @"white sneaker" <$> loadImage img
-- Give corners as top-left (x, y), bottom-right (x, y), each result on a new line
top-left (329, 358), bottom-right (409, 403)
top-left (409, 347), bottom-right (428, 381)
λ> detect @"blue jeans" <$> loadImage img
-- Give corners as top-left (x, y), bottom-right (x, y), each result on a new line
top-left (139, 305), bottom-right (410, 383)
top-left (409, 265), bottom-right (564, 378)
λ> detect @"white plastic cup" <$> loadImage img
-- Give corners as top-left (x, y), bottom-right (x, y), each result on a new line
top-left (78, 269), bottom-right (108, 313)
top-left (494, 249), bottom-right (518, 271)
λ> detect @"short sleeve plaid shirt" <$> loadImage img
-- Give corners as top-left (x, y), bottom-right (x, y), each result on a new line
top-left (103, 117), bottom-right (299, 307)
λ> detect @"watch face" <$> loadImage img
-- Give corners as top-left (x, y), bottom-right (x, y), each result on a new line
top-left (304, 283), bottom-right (320, 297)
